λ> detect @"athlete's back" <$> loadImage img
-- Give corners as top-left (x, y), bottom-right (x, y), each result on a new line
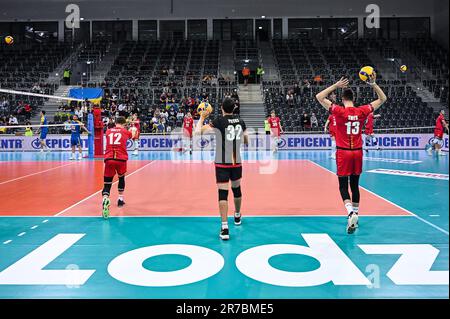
top-left (210, 115), bottom-right (247, 165)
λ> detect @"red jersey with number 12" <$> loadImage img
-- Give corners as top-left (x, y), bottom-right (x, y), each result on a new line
top-left (331, 104), bottom-right (373, 149)
top-left (105, 126), bottom-right (132, 161)
top-left (268, 117), bottom-right (281, 136)
top-left (183, 117), bottom-right (194, 132)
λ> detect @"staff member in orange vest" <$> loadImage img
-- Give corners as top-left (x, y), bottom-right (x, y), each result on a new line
top-left (242, 66), bottom-right (250, 86)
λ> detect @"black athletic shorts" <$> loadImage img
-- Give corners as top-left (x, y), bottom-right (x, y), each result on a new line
top-left (215, 165), bottom-right (242, 183)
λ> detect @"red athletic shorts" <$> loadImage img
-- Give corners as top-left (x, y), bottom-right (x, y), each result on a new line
top-left (183, 129), bottom-right (193, 138)
top-left (104, 160), bottom-right (127, 178)
top-left (434, 129), bottom-right (444, 139)
top-left (336, 149), bottom-right (363, 176)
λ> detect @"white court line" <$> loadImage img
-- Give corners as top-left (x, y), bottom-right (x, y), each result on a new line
top-left (54, 160), bottom-right (157, 217)
top-left (308, 160), bottom-right (449, 236)
top-left (0, 214), bottom-right (413, 218)
top-left (429, 215), bottom-right (440, 217)
top-left (42, 219), bottom-right (48, 223)
top-left (3, 240), bottom-right (12, 245)
top-left (30, 225), bottom-right (38, 229)
top-left (0, 162), bottom-right (76, 186)
top-left (17, 232), bottom-right (26, 237)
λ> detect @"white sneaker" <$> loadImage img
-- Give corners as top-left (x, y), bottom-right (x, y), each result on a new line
top-left (346, 213), bottom-right (359, 234)
top-left (427, 149), bottom-right (433, 155)
top-left (438, 151), bottom-right (447, 156)
top-left (133, 150), bottom-right (138, 156)
top-left (77, 156), bottom-right (82, 160)
top-left (330, 154), bottom-right (336, 159)
top-left (69, 156), bottom-right (75, 160)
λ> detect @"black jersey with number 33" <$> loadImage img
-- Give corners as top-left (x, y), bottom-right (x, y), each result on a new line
top-left (210, 115), bottom-right (247, 165)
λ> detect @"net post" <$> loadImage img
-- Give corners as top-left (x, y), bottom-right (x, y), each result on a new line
top-left (87, 113), bottom-right (94, 159)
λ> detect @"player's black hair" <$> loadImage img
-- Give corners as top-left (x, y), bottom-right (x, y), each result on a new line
top-left (41, 110), bottom-right (46, 115)
top-left (222, 97), bottom-right (236, 114)
top-left (342, 88), bottom-right (355, 102)
top-left (116, 116), bottom-right (126, 125)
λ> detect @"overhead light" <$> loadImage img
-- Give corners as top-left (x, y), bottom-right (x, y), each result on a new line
top-left (244, 59), bottom-right (250, 63)
top-left (55, 73), bottom-right (59, 76)
top-left (80, 17), bottom-right (85, 21)
top-left (261, 15), bottom-right (266, 18)
top-left (258, 26), bottom-right (263, 30)
top-left (82, 72), bottom-right (86, 76)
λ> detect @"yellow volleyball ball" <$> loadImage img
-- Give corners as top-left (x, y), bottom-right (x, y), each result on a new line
top-left (400, 65), bottom-right (408, 73)
top-left (197, 102), bottom-right (213, 115)
top-left (359, 66), bottom-right (374, 82)
top-left (4, 36), bottom-right (14, 45)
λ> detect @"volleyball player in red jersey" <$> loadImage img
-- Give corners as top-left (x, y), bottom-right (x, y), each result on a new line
top-left (428, 109), bottom-right (449, 156)
top-left (363, 112), bottom-right (381, 152)
top-left (316, 74), bottom-right (387, 234)
top-left (324, 113), bottom-right (337, 159)
top-left (183, 111), bottom-right (194, 154)
top-left (268, 110), bottom-right (284, 152)
top-left (130, 113), bottom-right (141, 156)
top-left (102, 116), bottom-right (135, 219)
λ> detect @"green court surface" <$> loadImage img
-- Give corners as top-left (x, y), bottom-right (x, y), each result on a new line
top-left (0, 216), bottom-right (448, 299)
top-left (0, 150), bottom-right (448, 298)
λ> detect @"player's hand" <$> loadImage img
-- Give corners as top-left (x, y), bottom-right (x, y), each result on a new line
top-left (199, 110), bottom-right (211, 119)
top-left (335, 77), bottom-right (349, 88)
top-left (324, 128), bottom-right (328, 133)
top-left (367, 72), bottom-right (377, 85)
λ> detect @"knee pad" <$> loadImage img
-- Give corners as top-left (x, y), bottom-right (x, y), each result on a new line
top-left (232, 186), bottom-right (242, 198)
top-left (218, 189), bottom-right (229, 201)
top-left (102, 176), bottom-right (113, 196)
top-left (118, 175), bottom-right (125, 192)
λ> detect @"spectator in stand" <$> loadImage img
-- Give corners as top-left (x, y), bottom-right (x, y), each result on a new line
top-left (0, 98), bottom-right (9, 116)
top-left (286, 90), bottom-right (295, 107)
top-left (24, 103), bottom-right (32, 120)
top-left (157, 118), bottom-right (165, 133)
top-left (9, 114), bottom-right (18, 125)
top-left (300, 112), bottom-right (311, 131)
top-left (63, 69), bottom-right (71, 85)
top-left (242, 66), bottom-right (251, 86)
top-left (313, 75), bottom-right (323, 85)
top-left (75, 106), bottom-right (84, 121)
top-left (176, 109), bottom-right (185, 127)
top-left (310, 113), bottom-right (318, 128)
top-left (0, 118), bottom-right (7, 134)
top-left (168, 106), bottom-right (176, 127)
top-left (293, 83), bottom-right (302, 105)
top-left (256, 65), bottom-right (264, 84)
top-left (303, 80), bottom-right (311, 96)
top-left (31, 83), bottom-right (43, 94)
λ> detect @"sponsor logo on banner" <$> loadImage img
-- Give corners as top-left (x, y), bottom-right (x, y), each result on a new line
top-left (0, 134), bottom-right (448, 152)
top-left (367, 169), bottom-right (449, 181)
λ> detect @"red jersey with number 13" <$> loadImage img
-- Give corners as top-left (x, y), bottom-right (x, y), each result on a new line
top-left (105, 126), bottom-right (132, 161)
top-left (331, 104), bottom-right (373, 149)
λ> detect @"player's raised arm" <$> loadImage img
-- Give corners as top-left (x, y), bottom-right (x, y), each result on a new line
top-left (315, 77), bottom-right (349, 110)
top-left (367, 72), bottom-right (387, 111)
top-left (80, 122), bottom-right (90, 134)
top-left (194, 110), bottom-right (213, 135)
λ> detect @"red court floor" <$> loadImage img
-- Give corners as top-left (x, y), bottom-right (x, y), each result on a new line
top-left (0, 160), bottom-right (410, 217)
